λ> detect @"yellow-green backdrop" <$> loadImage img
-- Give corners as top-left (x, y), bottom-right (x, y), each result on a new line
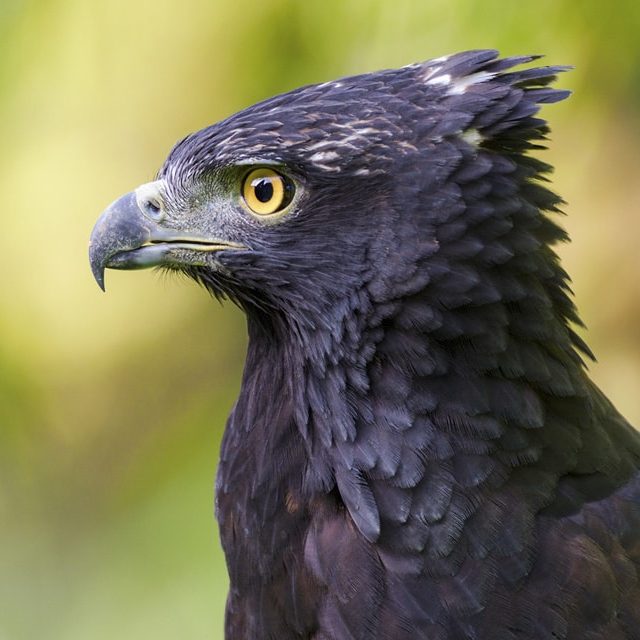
top-left (1, 1), bottom-right (639, 638)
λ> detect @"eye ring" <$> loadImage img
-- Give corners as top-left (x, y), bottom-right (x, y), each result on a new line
top-left (241, 168), bottom-right (294, 216)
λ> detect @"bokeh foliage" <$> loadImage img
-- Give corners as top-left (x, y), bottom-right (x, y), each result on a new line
top-left (0, 1), bottom-right (639, 638)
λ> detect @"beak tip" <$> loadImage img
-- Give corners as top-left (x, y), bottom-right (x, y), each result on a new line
top-left (89, 251), bottom-right (106, 291)
top-left (89, 190), bottom-right (149, 292)
top-left (92, 267), bottom-right (106, 292)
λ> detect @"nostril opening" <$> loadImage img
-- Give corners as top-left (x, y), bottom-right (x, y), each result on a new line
top-left (135, 181), bottom-right (167, 221)
top-left (143, 198), bottom-right (163, 219)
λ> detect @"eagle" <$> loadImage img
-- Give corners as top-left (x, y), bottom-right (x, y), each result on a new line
top-left (89, 50), bottom-right (640, 639)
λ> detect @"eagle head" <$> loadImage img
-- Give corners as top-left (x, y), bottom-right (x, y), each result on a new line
top-left (90, 50), bottom-right (569, 338)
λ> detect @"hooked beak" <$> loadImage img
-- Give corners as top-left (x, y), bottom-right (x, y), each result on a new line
top-left (89, 181), bottom-right (243, 290)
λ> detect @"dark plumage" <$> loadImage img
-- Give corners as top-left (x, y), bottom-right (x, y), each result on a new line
top-left (90, 50), bottom-right (640, 639)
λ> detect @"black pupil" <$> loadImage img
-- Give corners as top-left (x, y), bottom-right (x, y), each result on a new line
top-left (254, 178), bottom-right (274, 203)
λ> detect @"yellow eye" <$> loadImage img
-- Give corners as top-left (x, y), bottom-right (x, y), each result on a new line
top-left (241, 168), bottom-right (293, 216)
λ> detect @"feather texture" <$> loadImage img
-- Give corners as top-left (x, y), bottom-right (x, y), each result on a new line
top-left (162, 51), bottom-right (640, 638)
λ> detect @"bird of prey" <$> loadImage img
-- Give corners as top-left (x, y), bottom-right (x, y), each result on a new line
top-left (89, 50), bottom-right (640, 639)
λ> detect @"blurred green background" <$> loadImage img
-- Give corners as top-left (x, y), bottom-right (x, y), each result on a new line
top-left (0, 1), bottom-right (638, 638)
